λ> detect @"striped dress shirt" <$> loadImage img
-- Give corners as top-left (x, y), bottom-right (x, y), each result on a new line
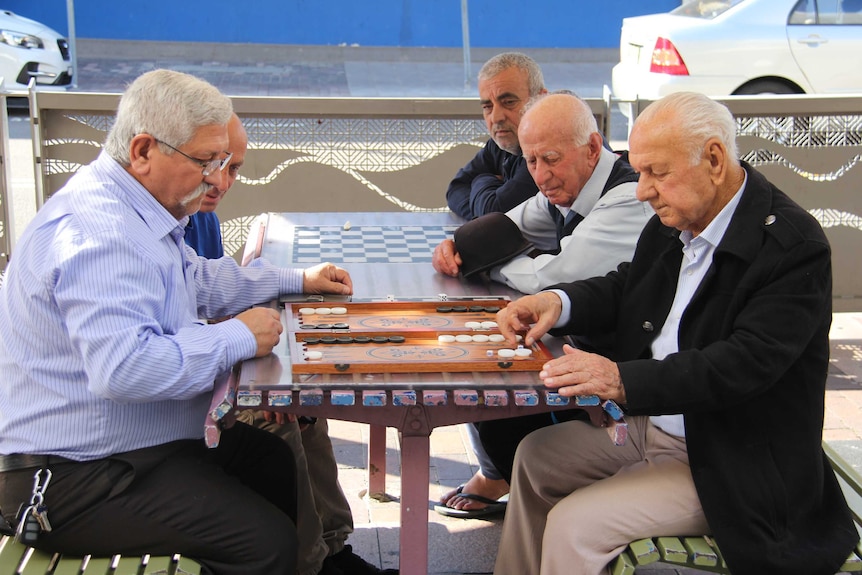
top-left (0, 152), bottom-right (302, 459)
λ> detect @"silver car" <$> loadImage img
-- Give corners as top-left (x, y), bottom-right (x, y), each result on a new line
top-left (0, 9), bottom-right (72, 88)
top-left (612, 0), bottom-right (862, 110)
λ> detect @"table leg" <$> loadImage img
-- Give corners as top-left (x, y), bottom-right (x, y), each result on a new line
top-left (398, 433), bottom-right (430, 575)
top-left (368, 423), bottom-right (387, 499)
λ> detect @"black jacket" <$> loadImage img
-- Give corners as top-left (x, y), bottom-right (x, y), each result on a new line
top-left (551, 164), bottom-right (857, 575)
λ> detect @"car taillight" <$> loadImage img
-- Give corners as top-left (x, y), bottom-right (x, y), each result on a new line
top-left (649, 37), bottom-right (689, 75)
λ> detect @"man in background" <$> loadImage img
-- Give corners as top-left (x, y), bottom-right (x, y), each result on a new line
top-left (185, 113), bottom-right (396, 575)
top-left (434, 52), bottom-right (547, 518)
top-left (446, 52), bottom-right (546, 220)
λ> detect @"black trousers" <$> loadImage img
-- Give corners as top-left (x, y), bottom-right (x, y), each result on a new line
top-left (477, 408), bottom-right (591, 483)
top-left (0, 422), bottom-right (298, 575)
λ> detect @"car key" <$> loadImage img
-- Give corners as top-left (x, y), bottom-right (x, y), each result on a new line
top-left (15, 505), bottom-right (40, 545)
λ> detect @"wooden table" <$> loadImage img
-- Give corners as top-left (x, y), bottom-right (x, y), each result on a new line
top-left (221, 212), bottom-right (612, 575)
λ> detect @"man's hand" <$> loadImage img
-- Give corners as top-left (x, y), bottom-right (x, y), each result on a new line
top-left (303, 262), bottom-right (353, 295)
top-left (540, 344), bottom-right (626, 403)
top-left (496, 291), bottom-right (563, 347)
top-left (235, 307), bottom-right (284, 357)
top-left (432, 239), bottom-right (462, 277)
top-left (262, 411), bottom-right (296, 425)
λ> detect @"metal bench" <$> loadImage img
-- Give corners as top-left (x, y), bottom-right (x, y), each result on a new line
top-left (0, 535), bottom-right (200, 575)
top-left (609, 442), bottom-right (862, 574)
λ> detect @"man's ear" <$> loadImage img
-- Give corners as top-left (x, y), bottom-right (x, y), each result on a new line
top-left (128, 134), bottom-right (156, 176)
top-left (586, 132), bottom-right (603, 166)
top-left (705, 137), bottom-right (727, 186)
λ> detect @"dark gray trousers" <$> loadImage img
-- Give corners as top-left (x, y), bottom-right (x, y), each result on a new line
top-left (0, 422), bottom-right (298, 575)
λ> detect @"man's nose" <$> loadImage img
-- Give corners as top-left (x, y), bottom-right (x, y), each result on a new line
top-left (204, 166), bottom-right (228, 190)
top-left (488, 103), bottom-right (506, 124)
top-left (635, 178), bottom-right (653, 202)
top-left (532, 163), bottom-right (550, 187)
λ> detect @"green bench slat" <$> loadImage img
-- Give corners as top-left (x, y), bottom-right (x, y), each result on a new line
top-left (0, 536), bottom-right (200, 575)
top-left (51, 555), bottom-right (89, 574)
top-left (112, 555), bottom-right (144, 574)
top-left (683, 536), bottom-right (718, 567)
top-left (656, 536), bottom-right (688, 564)
top-left (627, 538), bottom-right (659, 565)
top-left (607, 442), bottom-right (862, 574)
top-left (841, 550), bottom-right (862, 572)
top-left (610, 549), bottom-right (636, 575)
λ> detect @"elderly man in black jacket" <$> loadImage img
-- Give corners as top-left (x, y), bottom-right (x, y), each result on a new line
top-left (491, 91), bottom-right (857, 575)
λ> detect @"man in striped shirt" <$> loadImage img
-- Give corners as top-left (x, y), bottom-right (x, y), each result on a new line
top-left (0, 69), bottom-right (351, 575)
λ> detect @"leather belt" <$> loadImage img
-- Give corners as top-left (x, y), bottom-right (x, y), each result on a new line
top-left (0, 454), bottom-right (76, 473)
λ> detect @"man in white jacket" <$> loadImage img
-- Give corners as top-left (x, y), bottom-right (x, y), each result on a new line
top-left (433, 92), bottom-right (651, 294)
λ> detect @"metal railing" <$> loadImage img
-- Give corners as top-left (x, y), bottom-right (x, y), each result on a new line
top-left (28, 90), bottom-right (609, 260)
top-left (0, 81), bottom-right (12, 271)
top-left (10, 87), bottom-right (862, 309)
top-left (622, 94), bottom-right (862, 311)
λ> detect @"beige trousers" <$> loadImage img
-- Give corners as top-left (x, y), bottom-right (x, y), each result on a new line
top-left (235, 413), bottom-right (354, 575)
top-left (493, 416), bottom-right (709, 575)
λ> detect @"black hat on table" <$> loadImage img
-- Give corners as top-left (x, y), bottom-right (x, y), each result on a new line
top-left (454, 213), bottom-right (533, 278)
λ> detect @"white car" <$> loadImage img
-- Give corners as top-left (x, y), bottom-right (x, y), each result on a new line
top-left (0, 9), bottom-right (72, 88)
top-left (611, 0), bottom-right (862, 113)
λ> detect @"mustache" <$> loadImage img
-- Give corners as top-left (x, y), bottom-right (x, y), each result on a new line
top-left (180, 182), bottom-right (209, 209)
top-left (492, 121), bottom-right (515, 131)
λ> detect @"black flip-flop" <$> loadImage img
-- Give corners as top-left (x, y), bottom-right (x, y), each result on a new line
top-left (433, 484), bottom-right (508, 518)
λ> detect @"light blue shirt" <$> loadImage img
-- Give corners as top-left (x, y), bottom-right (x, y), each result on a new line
top-left (0, 152), bottom-right (302, 459)
top-left (648, 173), bottom-right (745, 438)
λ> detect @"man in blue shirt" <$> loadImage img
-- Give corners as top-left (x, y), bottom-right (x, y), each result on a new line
top-left (0, 69), bottom-right (352, 575)
top-left (185, 113), bottom-right (396, 575)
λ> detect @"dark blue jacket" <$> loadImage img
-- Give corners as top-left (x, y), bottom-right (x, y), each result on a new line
top-left (446, 139), bottom-right (538, 220)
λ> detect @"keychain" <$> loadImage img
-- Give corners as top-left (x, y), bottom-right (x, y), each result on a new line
top-left (15, 468), bottom-right (52, 545)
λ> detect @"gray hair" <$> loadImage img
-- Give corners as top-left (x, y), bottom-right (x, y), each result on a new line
top-left (104, 69), bottom-right (233, 166)
top-left (478, 52), bottom-right (545, 97)
top-left (524, 92), bottom-right (599, 146)
top-left (638, 92), bottom-right (739, 164)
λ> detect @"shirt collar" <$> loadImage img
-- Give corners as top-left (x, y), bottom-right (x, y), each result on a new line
top-left (679, 169), bottom-right (748, 249)
top-left (96, 151), bottom-right (190, 239)
top-left (568, 147), bottom-right (618, 218)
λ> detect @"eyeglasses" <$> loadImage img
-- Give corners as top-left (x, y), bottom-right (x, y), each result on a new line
top-left (154, 138), bottom-right (233, 176)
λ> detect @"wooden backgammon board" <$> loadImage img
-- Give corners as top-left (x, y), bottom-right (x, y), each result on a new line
top-left (285, 299), bottom-right (552, 374)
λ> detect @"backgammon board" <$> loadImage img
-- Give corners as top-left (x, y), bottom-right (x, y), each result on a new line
top-left (285, 299), bottom-right (552, 375)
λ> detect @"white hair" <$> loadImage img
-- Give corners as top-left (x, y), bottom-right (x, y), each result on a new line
top-left (104, 69), bottom-right (233, 166)
top-left (637, 92), bottom-right (739, 164)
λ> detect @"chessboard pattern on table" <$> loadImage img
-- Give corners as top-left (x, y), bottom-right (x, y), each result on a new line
top-left (292, 225), bottom-right (457, 264)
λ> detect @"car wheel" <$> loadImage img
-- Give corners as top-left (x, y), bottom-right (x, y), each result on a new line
top-left (733, 80), bottom-right (801, 95)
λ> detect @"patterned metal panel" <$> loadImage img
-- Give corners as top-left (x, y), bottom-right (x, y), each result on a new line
top-left (30, 91), bottom-right (862, 309)
top-left (33, 96), bottom-right (491, 260)
top-left (732, 111), bottom-right (862, 311)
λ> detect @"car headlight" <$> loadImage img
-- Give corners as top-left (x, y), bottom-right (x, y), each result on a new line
top-left (0, 29), bottom-right (44, 50)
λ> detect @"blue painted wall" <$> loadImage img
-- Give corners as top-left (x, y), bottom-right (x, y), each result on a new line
top-left (5, 1), bottom-right (678, 49)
